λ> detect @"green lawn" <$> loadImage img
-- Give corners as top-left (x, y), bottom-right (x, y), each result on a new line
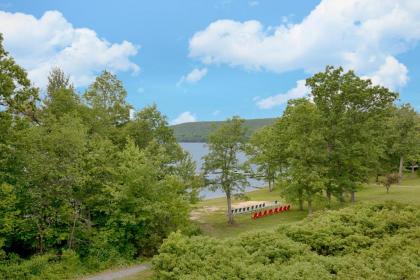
top-left (192, 173), bottom-right (420, 239)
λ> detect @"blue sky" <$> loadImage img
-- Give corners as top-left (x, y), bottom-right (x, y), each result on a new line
top-left (0, 0), bottom-right (419, 124)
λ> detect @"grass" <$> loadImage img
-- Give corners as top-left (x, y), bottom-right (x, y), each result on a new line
top-left (192, 173), bottom-right (420, 239)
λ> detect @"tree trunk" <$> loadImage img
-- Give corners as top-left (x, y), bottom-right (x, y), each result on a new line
top-left (339, 191), bottom-right (344, 204)
top-left (376, 174), bottom-right (379, 183)
top-left (398, 156), bottom-right (404, 183)
top-left (386, 185), bottom-right (390, 193)
top-left (412, 165), bottom-right (415, 174)
top-left (268, 180), bottom-right (272, 192)
top-left (350, 191), bottom-right (355, 203)
top-left (298, 198), bottom-right (304, 211)
top-left (326, 190), bottom-right (331, 204)
top-left (226, 192), bottom-right (234, 225)
top-left (307, 200), bottom-right (313, 215)
top-left (68, 206), bottom-right (79, 249)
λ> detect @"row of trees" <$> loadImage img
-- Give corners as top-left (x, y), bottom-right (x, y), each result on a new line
top-left (0, 34), bottom-right (200, 268)
top-left (205, 66), bottom-right (420, 222)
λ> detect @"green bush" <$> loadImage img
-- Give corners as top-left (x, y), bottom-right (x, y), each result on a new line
top-left (152, 202), bottom-right (420, 280)
top-left (0, 250), bottom-right (83, 280)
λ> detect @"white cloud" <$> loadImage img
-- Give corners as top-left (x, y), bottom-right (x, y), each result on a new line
top-left (212, 110), bottom-right (221, 116)
top-left (257, 80), bottom-right (309, 109)
top-left (366, 56), bottom-right (408, 90)
top-left (177, 67), bottom-right (208, 86)
top-left (189, 0), bottom-right (420, 90)
top-left (0, 10), bottom-right (139, 88)
top-left (171, 111), bottom-right (197, 125)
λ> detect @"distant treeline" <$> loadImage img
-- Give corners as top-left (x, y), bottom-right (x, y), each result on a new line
top-left (171, 118), bottom-right (276, 142)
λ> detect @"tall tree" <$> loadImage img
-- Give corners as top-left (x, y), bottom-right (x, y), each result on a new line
top-left (84, 70), bottom-right (132, 126)
top-left (203, 117), bottom-right (249, 224)
top-left (389, 104), bottom-right (420, 181)
top-left (247, 125), bottom-right (279, 192)
top-left (46, 67), bottom-right (73, 97)
top-left (281, 99), bottom-right (326, 214)
top-left (126, 104), bottom-right (182, 160)
top-left (306, 66), bottom-right (397, 203)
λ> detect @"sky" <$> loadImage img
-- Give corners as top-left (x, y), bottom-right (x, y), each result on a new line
top-left (0, 0), bottom-right (419, 124)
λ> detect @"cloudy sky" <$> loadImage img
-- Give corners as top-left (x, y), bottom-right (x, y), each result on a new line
top-left (1, 0), bottom-right (419, 124)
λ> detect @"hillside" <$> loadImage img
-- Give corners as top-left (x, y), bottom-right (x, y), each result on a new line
top-left (171, 118), bottom-right (277, 142)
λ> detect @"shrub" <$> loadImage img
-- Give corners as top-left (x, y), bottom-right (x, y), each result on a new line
top-left (152, 202), bottom-right (420, 280)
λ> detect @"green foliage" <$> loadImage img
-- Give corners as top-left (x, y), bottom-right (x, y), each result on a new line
top-left (171, 118), bottom-right (276, 142)
top-left (280, 99), bottom-right (327, 213)
top-left (153, 202), bottom-right (420, 280)
top-left (0, 34), bottom-right (39, 117)
top-left (0, 37), bottom-right (197, 278)
top-left (379, 173), bottom-right (400, 193)
top-left (248, 66), bottom-right (406, 211)
top-left (388, 104), bottom-right (420, 178)
top-left (306, 66), bottom-right (397, 201)
top-left (246, 125), bottom-right (280, 192)
top-left (203, 117), bottom-right (250, 224)
top-left (46, 67), bottom-right (73, 97)
top-left (0, 250), bottom-right (84, 280)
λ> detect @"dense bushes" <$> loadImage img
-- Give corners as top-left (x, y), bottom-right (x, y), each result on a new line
top-left (153, 202), bottom-right (420, 280)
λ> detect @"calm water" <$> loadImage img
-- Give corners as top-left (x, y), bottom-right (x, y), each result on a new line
top-left (179, 142), bottom-right (265, 199)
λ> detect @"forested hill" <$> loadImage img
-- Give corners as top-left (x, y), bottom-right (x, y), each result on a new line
top-left (171, 118), bottom-right (277, 142)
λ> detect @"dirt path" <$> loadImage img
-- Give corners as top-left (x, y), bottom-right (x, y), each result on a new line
top-left (82, 263), bottom-right (150, 280)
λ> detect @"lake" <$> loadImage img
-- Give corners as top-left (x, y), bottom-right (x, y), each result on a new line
top-left (179, 142), bottom-right (265, 199)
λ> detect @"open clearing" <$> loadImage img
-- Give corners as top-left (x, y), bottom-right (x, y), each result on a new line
top-left (192, 173), bottom-right (420, 239)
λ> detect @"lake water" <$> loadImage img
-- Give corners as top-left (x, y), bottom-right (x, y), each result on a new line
top-left (179, 142), bottom-right (265, 199)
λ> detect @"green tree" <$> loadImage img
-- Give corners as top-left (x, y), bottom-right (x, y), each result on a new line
top-left (84, 70), bottom-right (132, 126)
top-left (0, 33), bottom-right (39, 118)
top-left (247, 125), bottom-right (279, 192)
top-left (281, 99), bottom-right (326, 214)
top-left (46, 67), bottom-right (74, 97)
top-left (125, 104), bottom-right (183, 163)
top-left (203, 117), bottom-right (249, 224)
top-left (388, 104), bottom-right (420, 181)
top-left (379, 173), bottom-right (400, 193)
top-left (306, 66), bottom-right (397, 203)
top-left (21, 114), bottom-right (87, 253)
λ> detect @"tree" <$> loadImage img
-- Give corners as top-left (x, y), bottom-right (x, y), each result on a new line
top-left (203, 117), bottom-right (249, 224)
top-left (84, 70), bottom-right (132, 126)
top-left (126, 104), bottom-right (183, 162)
top-left (389, 104), bottom-right (420, 181)
top-left (46, 67), bottom-right (73, 97)
top-left (281, 99), bottom-right (326, 214)
top-left (247, 125), bottom-right (279, 192)
top-left (173, 151), bottom-right (203, 203)
top-left (380, 173), bottom-right (400, 193)
top-left (306, 66), bottom-right (397, 203)
top-left (0, 33), bottom-right (39, 117)
top-left (21, 114), bottom-right (88, 253)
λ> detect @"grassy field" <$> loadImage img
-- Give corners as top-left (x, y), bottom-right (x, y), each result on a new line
top-left (192, 173), bottom-right (420, 239)
top-left (125, 172), bottom-right (420, 279)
